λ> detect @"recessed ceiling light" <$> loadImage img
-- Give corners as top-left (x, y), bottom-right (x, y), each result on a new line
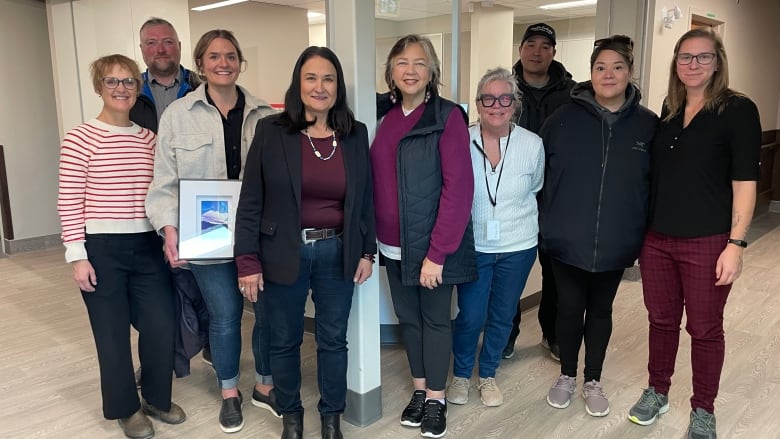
top-left (191, 0), bottom-right (248, 12)
top-left (539, 0), bottom-right (597, 11)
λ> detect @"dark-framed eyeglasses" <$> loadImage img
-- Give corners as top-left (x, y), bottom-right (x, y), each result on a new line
top-left (478, 93), bottom-right (514, 108)
top-left (676, 52), bottom-right (716, 65)
top-left (101, 77), bottom-right (138, 90)
top-left (594, 35), bottom-right (634, 50)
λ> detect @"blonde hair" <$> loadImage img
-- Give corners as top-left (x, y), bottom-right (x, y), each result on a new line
top-left (89, 54), bottom-right (142, 95)
top-left (664, 28), bottom-right (739, 122)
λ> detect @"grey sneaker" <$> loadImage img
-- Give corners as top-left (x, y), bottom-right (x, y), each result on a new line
top-left (446, 377), bottom-right (470, 405)
top-left (582, 380), bottom-right (609, 417)
top-left (477, 377), bottom-right (503, 407)
top-left (688, 408), bottom-right (717, 439)
top-left (628, 387), bottom-right (669, 425)
top-left (546, 374), bottom-right (576, 409)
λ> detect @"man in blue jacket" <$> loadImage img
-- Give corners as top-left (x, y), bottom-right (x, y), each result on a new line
top-left (504, 23), bottom-right (576, 361)
top-left (130, 17), bottom-right (200, 133)
top-left (129, 17), bottom-right (209, 378)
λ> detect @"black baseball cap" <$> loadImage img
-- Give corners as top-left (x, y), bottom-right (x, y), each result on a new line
top-left (522, 23), bottom-right (556, 46)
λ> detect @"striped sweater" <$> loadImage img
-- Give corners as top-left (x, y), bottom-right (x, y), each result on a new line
top-left (57, 119), bottom-right (156, 262)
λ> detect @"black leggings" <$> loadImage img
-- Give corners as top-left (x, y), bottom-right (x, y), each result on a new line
top-left (551, 259), bottom-right (623, 382)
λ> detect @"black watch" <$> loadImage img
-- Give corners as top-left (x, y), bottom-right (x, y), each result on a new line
top-left (727, 238), bottom-right (748, 248)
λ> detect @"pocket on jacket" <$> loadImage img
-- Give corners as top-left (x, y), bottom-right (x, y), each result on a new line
top-left (172, 133), bottom-right (212, 176)
top-left (260, 219), bottom-right (277, 236)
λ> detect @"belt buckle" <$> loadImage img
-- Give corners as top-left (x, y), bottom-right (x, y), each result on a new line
top-left (301, 228), bottom-right (316, 244)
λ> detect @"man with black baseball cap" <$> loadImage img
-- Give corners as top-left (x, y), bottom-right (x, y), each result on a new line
top-left (503, 22), bottom-right (576, 362)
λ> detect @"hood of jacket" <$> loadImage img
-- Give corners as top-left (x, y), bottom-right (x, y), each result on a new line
top-left (570, 80), bottom-right (642, 124)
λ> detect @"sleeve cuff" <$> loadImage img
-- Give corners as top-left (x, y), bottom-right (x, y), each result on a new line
top-left (236, 254), bottom-right (263, 278)
top-left (64, 241), bottom-right (88, 263)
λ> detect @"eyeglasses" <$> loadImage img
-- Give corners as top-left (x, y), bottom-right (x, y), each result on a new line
top-left (101, 77), bottom-right (138, 90)
top-left (594, 35), bottom-right (634, 50)
top-left (478, 93), bottom-right (514, 108)
top-left (676, 52), bottom-right (716, 65)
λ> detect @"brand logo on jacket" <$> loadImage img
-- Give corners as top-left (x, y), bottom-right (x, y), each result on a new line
top-left (632, 141), bottom-right (647, 153)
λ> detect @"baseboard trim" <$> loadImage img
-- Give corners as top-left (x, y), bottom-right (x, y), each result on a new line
top-left (4, 234), bottom-right (61, 255)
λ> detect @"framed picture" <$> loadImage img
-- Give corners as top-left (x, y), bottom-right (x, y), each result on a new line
top-left (178, 179), bottom-right (242, 260)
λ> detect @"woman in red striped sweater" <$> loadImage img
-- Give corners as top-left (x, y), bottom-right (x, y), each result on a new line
top-left (57, 54), bottom-right (185, 439)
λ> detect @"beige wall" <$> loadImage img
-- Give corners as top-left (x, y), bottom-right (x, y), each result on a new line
top-left (189, 1), bottom-right (310, 105)
top-left (645, 0), bottom-right (780, 129)
top-left (0, 0), bottom-right (60, 240)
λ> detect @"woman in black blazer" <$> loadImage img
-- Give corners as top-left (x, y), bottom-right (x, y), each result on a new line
top-left (234, 46), bottom-right (376, 439)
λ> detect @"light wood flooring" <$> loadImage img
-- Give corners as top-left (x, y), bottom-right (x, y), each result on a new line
top-left (2, 220), bottom-right (780, 439)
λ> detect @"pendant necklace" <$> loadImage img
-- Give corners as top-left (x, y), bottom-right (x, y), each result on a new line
top-left (305, 128), bottom-right (338, 161)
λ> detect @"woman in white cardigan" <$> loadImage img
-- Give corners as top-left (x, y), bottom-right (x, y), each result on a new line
top-left (145, 29), bottom-right (276, 434)
top-left (447, 67), bottom-right (545, 407)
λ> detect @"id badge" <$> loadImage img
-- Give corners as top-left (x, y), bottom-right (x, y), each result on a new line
top-left (486, 219), bottom-right (501, 241)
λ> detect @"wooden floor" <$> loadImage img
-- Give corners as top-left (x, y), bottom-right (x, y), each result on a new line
top-left (2, 219), bottom-right (780, 439)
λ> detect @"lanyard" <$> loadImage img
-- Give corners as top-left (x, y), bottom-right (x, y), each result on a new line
top-left (472, 127), bottom-right (511, 207)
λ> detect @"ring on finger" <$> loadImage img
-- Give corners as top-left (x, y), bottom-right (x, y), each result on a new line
top-left (240, 286), bottom-right (246, 292)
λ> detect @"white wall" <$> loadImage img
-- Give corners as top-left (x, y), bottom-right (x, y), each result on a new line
top-left (645, 0), bottom-right (780, 128)
top-left (0, 0), bottom-right (60, 240)
top-left (309, 22), bottom-right (326, 47)
top-left (189, 1), bottom-right (310, 105)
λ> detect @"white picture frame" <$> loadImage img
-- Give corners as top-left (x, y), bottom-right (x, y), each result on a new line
top-left (178, 179), bottom-right (242, 260)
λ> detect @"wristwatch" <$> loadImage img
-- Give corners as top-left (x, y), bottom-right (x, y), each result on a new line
top-left (727, 238), bottom-right (748, 248)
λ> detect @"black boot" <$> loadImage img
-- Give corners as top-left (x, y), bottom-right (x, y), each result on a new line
top-left (321, 414), bottom-right (343, 439)
top-left (281, 412), bottom-right (303, 439)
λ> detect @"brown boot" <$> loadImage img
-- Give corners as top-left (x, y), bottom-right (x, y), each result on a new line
top-left (117, 409), bottom-right (154, 439)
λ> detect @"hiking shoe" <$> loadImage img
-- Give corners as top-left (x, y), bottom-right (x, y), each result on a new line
top-left (502, 337), bottom-right (517, 359)
top-left (446, 377), bottom-right (470, 405)
top-left (420, 400), bottom-right (447, 438)
top-left (477, 377), bottom-right (503, 407)
top-left (219, 391), bottom-right (244, 433)
top-left (688, 408), bottom-right (717, 439)
top-left (400, 390), bottom-right (426, 427)
top-left (546, 374), bottom-right (576, 409)
top-left (117, 409), bottom-right (154, 439)
top-left (141, 399), bottom-right (186, 424)
top-left (582, 380), bottom-right (609, 417)
top-left (252, 387), bottom-right (282, 418)
top-left (628, 387), bottom-right (669, 425)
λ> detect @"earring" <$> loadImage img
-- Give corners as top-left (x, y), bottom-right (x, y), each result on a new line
top-left (423, 89), bottom-right (431, 104)
top-left (389, 87), bottom-right (398, 104)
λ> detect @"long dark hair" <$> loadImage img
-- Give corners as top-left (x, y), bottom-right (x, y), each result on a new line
top-left (279, 46), bottom-right (355, 135)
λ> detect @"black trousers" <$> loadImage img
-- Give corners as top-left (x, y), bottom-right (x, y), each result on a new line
top-left (508, 247), bottom-right (558, 345)
top-left (385, 258), bottom-right (453, 391)
top-left (82, 232), bottom-right (176, 419)
top-left (551, 258), bottom-right (623, 382)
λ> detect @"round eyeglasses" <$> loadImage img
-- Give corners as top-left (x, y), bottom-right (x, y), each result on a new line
top-left (101, 77), bottom-right (138, 90)
top-left (478, 93), bottom-right (514, 108)
top-left (676, 53), bottom-right (716, 65)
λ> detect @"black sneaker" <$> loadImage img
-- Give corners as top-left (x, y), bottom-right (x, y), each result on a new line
top-left (252, 387), bottom-right (282, 418)
top-left (202, 346), bottom-right (214, 368)
top-left (400, 390), bottom-right (426, 427)
top-left (219, 391), bottom-right (244, 433)
top-left (420, 399), bottom-right (447, 438)
top-left (502, 340), bottom-right (516, 359)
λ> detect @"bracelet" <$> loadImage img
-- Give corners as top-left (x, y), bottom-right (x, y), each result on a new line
top-left (727, 238), bottom-right (748, 248)
top-left (361, 253), bottom-right (376, 263)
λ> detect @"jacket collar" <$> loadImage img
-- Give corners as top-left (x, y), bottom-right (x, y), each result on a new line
top-left (183, 83), bottom-right (272, 113)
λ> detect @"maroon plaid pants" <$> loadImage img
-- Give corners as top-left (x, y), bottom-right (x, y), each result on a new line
top-left (639, 230), bottom-right (731, 413)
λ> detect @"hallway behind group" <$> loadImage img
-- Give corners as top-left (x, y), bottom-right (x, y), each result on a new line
top-left (2, 214), bottom-right (779, 438)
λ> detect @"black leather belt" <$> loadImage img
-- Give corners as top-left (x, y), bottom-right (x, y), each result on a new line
top-left (301, 227), bottom-right (342, 244)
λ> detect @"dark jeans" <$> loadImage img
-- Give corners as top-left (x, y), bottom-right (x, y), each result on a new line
top-left (264, 236), bottom-right (355, 415)
top-left (385, 258), bottom-right (453, 391)
top-left (82, 232), bottom-right (175, 419)
top-left (508, 247), bottom-right (558, 345)
top-left (551, 259), bottom-right (624, 382)
top-left (640, 230), bottom-right (731, 413)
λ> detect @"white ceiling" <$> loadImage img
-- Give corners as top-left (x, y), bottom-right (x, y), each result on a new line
top-left (250, 0), bottom-right (597, 22)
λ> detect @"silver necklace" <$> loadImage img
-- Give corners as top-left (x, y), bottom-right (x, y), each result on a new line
top-left (304, 128), bottom-right (338, 161)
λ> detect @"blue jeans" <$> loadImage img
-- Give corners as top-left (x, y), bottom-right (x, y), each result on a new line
top-left (190, 262), bottom-right (272, 389)
top-left (264, 237), bottom-right (355, 415)
top-left (452, 247), bottom-right (537, 378)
